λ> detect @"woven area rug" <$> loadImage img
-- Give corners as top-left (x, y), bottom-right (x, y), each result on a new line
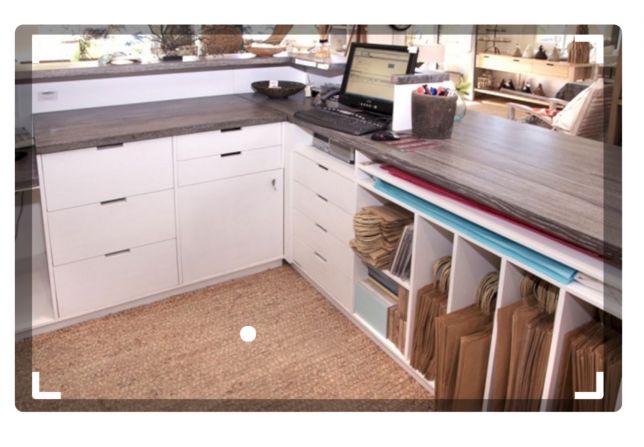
top-left (16, 265), bottom-right (433, 411)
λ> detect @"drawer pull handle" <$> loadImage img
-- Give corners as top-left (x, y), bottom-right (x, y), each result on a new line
top-left (271, 178), bottom-right (277, 190)
top-left (512, 59), bottom-right (520, 62)
top-left (317, 163), bottom-right (329, 171)
top-left (546, 63), bottom-right (555, 66)
top-left (221, 151), bottom-right (242, 158)
top-left (315, 223), bottom-right (328, 233)
top-left (100, 197), bottom-right (127, 205)
top-left (97, 142), bottom-right (124, 150)
top-left (316, 193), bottom-right (328, 202)
top-left (105, 248), bottom-right (131, 257)
top-left (314, 251), bottom-right (327, 263)
top-left (221, 127), bottom-right (242, 133)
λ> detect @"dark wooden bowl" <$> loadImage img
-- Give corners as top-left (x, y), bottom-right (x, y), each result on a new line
top-left (251, 81), bottom-right (306, 99)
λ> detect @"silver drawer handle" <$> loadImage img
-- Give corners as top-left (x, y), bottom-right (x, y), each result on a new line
top-left (221, 151), bottom-right (242, 158)
top-left (316, 193), bottom-right (328, 202)
top-left (97, 143), bottom-right (124, 150)
top-left (100, 197), bottom-right (127, 205)
top-left (105, 248), bottom-right (131, 257)
top-left (315, 223), bottom-right (327, 233)
top-left (317, 163), bottom-right (328, 171)
top-left (314, 251), bottom-right (327, 263)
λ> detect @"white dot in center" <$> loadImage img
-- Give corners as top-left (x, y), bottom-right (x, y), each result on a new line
top-left (240, 326), bottom-right (256, 343)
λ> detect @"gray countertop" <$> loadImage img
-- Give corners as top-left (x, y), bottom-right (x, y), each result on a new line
top-left (16, 55), bottom-right (346, 84)
top-left (31, 92), bottom-right (622, 265)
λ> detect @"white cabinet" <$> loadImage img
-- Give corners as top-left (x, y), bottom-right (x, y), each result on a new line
top-left (40, 137), bottom-right (178, 319)
top-left (47, 189), bottom-right (176, 266)
top-left (289, 147), bottom-right (356, 312)
top-left (41, 137), bottom-right (173, 211)
top-left (54, 239), bottom-right (179, 318)
top-left (178, 169), bottom-right (284, 284)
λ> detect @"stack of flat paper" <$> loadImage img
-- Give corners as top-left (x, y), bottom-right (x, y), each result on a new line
top-left (435, 305), bottom-right (492, 411)
top-left (492, 273), bottom-right (558, 411)
top-left (390, 224), bottom-right (414, 279)
top-left (351, 205), bottom-right (413, 270)
top-left (387, 288), bottom-right (409, 353)
top-left (503, 304), bottom-right (554, 411)
top-left (555, 320), bottom-right (621, 411)
top-left (410, 257), bottom-right (451, 380)
top-left (434, 271), bottom-right (498, 411)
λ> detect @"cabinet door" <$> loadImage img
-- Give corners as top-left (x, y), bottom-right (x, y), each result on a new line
top-left (178, 169), bottom-right (284, 283)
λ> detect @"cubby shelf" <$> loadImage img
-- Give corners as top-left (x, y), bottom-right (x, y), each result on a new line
top-left (355, 162), bottom-right (618, 318)
top-left (351, 155), bottom-right (621, 411)
top-left (353, 312), bottom-right (436, 394)
top-left (381, 269), bottom-right (411, 290)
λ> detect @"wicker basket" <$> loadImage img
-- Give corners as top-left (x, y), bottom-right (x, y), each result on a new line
top-left (201, 25), bottom-right (243, 55)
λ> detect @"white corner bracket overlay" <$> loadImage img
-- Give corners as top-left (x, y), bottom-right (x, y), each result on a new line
top-left (574, 371), bottom-right (604, 400)
top-left (32, 372), bottom-right (62, 400)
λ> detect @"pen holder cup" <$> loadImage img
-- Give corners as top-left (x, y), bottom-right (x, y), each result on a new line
top-left (411, 92), bottom-right (458, 139)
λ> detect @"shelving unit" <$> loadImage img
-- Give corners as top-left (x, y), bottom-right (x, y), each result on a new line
top-left (349, 155), bottom-right (621, 411)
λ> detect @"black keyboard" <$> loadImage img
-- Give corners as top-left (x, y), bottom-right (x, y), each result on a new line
top-left (294, 107), bottom-right (390, 135)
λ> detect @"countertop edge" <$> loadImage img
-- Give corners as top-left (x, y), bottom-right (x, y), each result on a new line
top-left (17, 57), bottom-right (345, 84)
top-left (34, 114), bottom-right (288, 154)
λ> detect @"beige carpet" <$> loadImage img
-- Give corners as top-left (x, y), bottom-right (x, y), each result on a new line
top-left (16, 265), bottom-right (433, 410)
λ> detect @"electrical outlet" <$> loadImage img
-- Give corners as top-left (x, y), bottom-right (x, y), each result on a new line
top-left (37, 91), bottom-right (58, 101)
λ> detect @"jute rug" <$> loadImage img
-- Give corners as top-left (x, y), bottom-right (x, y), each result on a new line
top-left (16, 265), bottom-right (433, 411)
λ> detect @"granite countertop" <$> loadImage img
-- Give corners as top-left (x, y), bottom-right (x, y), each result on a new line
top-left (31, 92), bottom-right (621, 265)
top-left (16, 55), bottom-right (346, 84)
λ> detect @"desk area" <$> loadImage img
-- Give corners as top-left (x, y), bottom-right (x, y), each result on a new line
top-left (16, 31), bottom-right (622, 413)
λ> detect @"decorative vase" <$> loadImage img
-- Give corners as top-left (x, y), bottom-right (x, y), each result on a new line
top-left (512, 45), bottom-right (522, 57)
top-left (535, 45), bottom-right (547, 60)
top-left (522, 44), bottom-right (534, 59)
top-left (549, 46), bottom-right (561, 62)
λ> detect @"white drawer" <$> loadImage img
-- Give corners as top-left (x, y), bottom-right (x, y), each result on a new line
top-left (175, 123), bottom-right (282, 161)
top-left (293, 236), bottom-right (353, 312)
top-left (292, 152), bottom-right (356, 215)
top-left (54, 239), bottom-right (179, 318)
top-left (41, 137), bottom-right (173, 211)
top-left (178, 145), bottom-right (282, 186)
top-left (47, 189), bottom-right (176, 266)
top-left (292, 209), bottom-right (354, 275)
top-left (532, 60), bottom-right (570, 79)
top-left (292, 181), bottom-right (354, 245)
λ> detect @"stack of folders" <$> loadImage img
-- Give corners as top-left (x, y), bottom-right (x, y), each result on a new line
top-left (488, 273), bottom-right (558, 411)
top-left (387, 289), bottom-right (409, 353)
top-left (351, 205), bottom-right (413, 270)
top-left (390, 224), bottom-right (414, 280)
top-left (367, 267), bottom-right (399, 298)
top-left (410, 256), bottom-right (451, 380)
top-left (435, 272), bottom-right (499, 411)
top-left (555, 314), bottom-right (621, 411)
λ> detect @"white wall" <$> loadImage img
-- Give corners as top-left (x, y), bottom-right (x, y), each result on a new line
top-left (28, 66), bottom-right (308, 114)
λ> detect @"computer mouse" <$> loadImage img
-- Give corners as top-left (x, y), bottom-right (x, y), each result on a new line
top-left (370, 130), bottom-right (400, 141)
